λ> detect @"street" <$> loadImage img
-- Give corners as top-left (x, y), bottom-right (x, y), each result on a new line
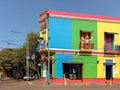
top-left (0, 80), bottom-right (120, 90)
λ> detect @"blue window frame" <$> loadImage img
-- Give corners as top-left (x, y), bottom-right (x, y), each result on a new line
top-left (104, 33), bottom-right (114, 50)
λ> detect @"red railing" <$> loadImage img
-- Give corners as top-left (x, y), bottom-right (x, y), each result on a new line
top-left (104, 44), bottom-right (120, 53)
top-left (80, 43), bottom-right (94, 49)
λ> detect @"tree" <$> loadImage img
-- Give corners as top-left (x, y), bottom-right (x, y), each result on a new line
top-left (0, 48), bottom-right (24, 77)
top-left (27, 32), bottom-right (39, 58)
top-left (26, 32), bottom-right (40, 77)
top-left (0, 32), bottom-right (40, 78)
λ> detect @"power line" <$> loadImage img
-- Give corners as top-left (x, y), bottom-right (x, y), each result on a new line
top-left (0, 40), bottom-right (20, 46)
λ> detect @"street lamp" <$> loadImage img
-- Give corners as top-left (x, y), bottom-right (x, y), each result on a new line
top-left (47, 14), bottom-right (50, 85)
top-left (11, 30), bottom-right (30, 79)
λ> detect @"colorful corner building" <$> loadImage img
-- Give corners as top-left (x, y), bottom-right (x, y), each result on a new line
top-left (38, 10), bottom-right (120, 84)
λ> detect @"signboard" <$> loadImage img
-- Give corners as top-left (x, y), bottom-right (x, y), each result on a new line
top-left (40, 19), bottom-right (48, 32)
top-left (40, 54), bottom-right (46, 63)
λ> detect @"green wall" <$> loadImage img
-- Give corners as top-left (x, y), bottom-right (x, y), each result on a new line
top-left (72, 19), bottom-right (97, 78)
top-left (53, 53), bottom-right (56, 77)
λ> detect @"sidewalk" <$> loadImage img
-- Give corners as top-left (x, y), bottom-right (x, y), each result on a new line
top-left (1, 78), bottom-right (119, 87)
top-left (32, 79), bottom-right (118, 86)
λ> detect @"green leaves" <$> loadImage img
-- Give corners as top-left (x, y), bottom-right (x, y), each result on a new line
top-left (26, 32), bottom-right (39, 58)
top-left (0, 32), bottom-right (40, 76)
top-left (0, 48), bottom-right (19, 69)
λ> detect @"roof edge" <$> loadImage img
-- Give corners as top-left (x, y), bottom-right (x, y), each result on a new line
top-left (39, 10), bottom-right (120, 23)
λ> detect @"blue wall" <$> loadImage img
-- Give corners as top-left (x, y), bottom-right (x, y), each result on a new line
top-left (49, 17), bottom-right (72, 49)
top-left (49, 17), bottom-right (72, 78)
top-left (56, 53), bottom-right (72, 78)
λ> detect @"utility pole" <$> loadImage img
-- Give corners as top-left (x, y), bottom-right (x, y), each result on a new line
top-left (47, 14), bottom-right (50, 85)
top-left (26, 36), bottom-right (29, 78)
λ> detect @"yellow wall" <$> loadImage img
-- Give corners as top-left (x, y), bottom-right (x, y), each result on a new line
top-left (97, 56), bottom-right (120, 78)
top-left (97, 21), bottom-right (120, 78)
top-left (42, 31), bottom-right (46, 41)
top-left (98, 22), bottom-right (120, 51)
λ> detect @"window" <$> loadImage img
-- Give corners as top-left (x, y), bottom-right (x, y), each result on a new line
top-left (80, 30), bottom-right (93, 49)
top-left (104, 32), bottom-right (114, 50)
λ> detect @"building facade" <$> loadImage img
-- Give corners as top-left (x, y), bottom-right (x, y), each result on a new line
top-left (38, 10), bottom-right (120, 84)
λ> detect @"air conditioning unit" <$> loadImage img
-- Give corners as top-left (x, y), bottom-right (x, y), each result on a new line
top-left (115, 45), bottom-right (120, 50)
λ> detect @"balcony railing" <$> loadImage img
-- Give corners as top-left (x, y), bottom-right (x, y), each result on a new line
top-left (37, 40), bottom-right (47, 50)
top-left (104, 44), bottom-right (113, 50)
top-left (104, 44), bottom-right (120, 53)
top-left (80, 43), bottom-right (94, 50)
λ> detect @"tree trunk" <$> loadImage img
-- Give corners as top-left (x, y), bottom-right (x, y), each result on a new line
top-left (1, 63), bottom-right (8, 77)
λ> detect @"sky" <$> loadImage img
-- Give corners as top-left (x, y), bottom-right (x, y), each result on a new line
top-left (1, 0), bottom-right (120, 50)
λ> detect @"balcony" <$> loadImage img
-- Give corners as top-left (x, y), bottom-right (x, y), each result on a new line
top-left (104, 44), bottom-right (120, 54)
top-left (80, 43), bottom-right (94, 51)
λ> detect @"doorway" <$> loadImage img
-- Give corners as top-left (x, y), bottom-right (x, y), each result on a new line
top-left (63, 63), bottom-right (83, 80)
top-left (106, 65), bottom-right (113, 80)
top-left (50, 61), bottom-right (52, 78)
top-left (105, 60), bottom-right (113, 80)
top-left (46, 61), bottom-right (52, 79)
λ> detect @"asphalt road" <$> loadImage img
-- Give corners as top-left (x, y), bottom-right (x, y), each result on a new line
top-left (0, 80), bottom-right (120, 90)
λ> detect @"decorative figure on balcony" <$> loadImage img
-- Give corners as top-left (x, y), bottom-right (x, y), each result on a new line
top-left (81, 34), bottom-right (93, 49)
top-left (80, 35), bottom-right (85, 49)
top-left (40, 54), bottom-right (46, 63)
top-left (37, 37), bottom-right (46, 50)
